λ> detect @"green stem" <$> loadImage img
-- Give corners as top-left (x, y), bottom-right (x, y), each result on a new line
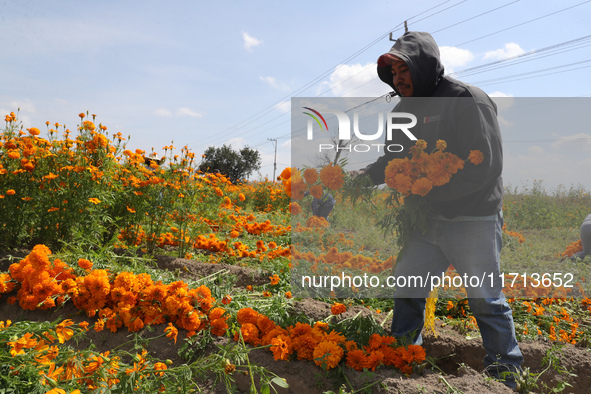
top-left (380, 310), bottom-right (393, 328)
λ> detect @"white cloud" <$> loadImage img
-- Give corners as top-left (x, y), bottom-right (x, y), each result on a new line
top-left (0, 101), bottom-right (36, 129)
top-left (2, 18), bottom-right (156, 57)
top-left (274, 100), bottom-right (291, 114)
top-left (504, 148), bottom-right (571, 189)
top-left (484, 43), bottom-right (525, 60)
top-left (1, 99), bottom-right (37, 115)
top-left (260, 76), bottom-right (290, 91)
top-left (439, 46), bottom-right (474, 74)
top-left (155, 108), bottom-right (173, 117)
top-left (490, 94), bottom-right (515, 127)
top-left (242, 31), bottom-right (262, 51)
top-left (225, 137), bottom-right (247, 149)
top-left (155, 107), bottom-right (202, 118)
top-left (176, 107), bottom-right (202, 117)
top-left (318, 63), bottom-right (390, 97)
top-left (488, 91), bottom-right (514, 98)
top-left (551, 133), bottom-right (591, 150)
top-left (503, 136), bottom-right (591, 189)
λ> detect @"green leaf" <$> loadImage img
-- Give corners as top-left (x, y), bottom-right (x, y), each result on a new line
top-left (271, 377), bottom-right (289, 388)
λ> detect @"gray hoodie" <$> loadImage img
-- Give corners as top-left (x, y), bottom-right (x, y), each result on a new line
top-left (364, 31), bottom-right (503, 219)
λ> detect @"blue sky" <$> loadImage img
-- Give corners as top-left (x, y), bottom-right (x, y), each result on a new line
top-left (1, 0), bottom-right (591, 189)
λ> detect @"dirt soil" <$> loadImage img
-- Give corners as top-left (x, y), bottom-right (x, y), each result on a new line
top-left (2, 253), bottom-right (591, 393)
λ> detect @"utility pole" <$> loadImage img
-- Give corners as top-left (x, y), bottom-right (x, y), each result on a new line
top-left (268, 138), bottom-right (278, 181)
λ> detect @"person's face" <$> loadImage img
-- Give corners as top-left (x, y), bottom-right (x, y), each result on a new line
top-left (391, 59), bottom-right (413, 97)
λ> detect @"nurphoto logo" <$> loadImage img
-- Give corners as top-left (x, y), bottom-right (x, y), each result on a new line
top-left (303, 107), bottom-right (419, 152)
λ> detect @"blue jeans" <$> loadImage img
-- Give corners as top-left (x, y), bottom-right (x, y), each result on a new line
top-left (390, 211), bottom-right (523, 371)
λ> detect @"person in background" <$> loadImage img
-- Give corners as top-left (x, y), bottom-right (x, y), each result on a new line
top-left (570, 214), bottom-right (591, 260)
top-left (311, 192), bottom-right (335, 221)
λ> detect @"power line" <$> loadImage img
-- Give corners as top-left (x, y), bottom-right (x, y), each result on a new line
top-left (449, 0), bottom-right (591, 48)
top-left (469, 59), bottom-right (591, 86)
top-left (324, 32), bottom-right (591, 97)
top-left (430, 0), bottom-right (521, 35)
top-left (192, 1), bottom-right (591, 154)
top-left (450, 35), bottom-right (591, 78)
top-left (187, 0), bottom-right (467, 148)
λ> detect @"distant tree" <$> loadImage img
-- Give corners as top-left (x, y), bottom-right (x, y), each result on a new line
top-left (198, 144), bottom-right (261, 183)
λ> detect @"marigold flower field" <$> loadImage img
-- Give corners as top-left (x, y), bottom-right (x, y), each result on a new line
top-left (2, 112), bottom-right (591, 392)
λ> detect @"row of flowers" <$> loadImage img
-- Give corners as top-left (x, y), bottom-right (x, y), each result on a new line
top-left (0, 245), bottom-right (427, 385)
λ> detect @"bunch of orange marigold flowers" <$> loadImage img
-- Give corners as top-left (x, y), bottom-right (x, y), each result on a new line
top-left (6, 245), bottom-right (227, 336)
top-left (233, 307), bottom-right (426, 374)
top-left (279, 164), bottom-right (345, 202)
top-left (385, 139), bottom-right (483, 197)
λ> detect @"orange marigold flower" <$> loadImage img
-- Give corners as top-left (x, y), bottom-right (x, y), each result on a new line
top-left (224, 361), bottom-right (236, 374)
top-left (313, 340), bottom-right (344, 369)
top-left (271, 334), bottom-right (293, 361)
top-left (81, 120), bottom-right (96, 131)
top-left (238, 193), bottom-right (246, 201)
top-left (367, 349), bottom-right (385, 371)
top-left (310, 184), bottom-right (323, 199)
top-left (239, 323), bottom-right (260, 344)
top-left (210, 318), bottom-right (229, 336)
top-left (561, 239), bottom-right (583, 258)
top-left (88, 197), bottom-right (101, 204)
top-left (292, 334), bottom-right (318, 361)
top-left (289, 322), bottom-right (312, 338)
top-left (411, 177), bottom-right (433, 197)
top-left (153, 361), bottom-right (167, 377)
top-left (306, 215), bottom-right (329, 228)
top-left (289, 202), bottom-right (302, 215)
top-left (412, 139), bottom-right (428, 152)
top-left (468, 150), bottom-right (484, 165)
top-left (164, 322), bottom-right (178, 344)
top-left (319, 163), bottom-right (344, 191)
top-left (290, 171), bottom-right (307, 200)
top-left (6, 189), bottom-right (15, 196)
top-left (269, 274), bottom-right (280, 285)
top-left (405, 344), bottom-right (426, 363)
top-left (28, 127), bottom-right (41, 136)
top-left (7, 150), bottom-right (20, 159)
top-left (7, 332), bottom-right (38, 356)
top-left (435, 139), bottom-right (447, 151)
top-left (279, 167), bottom-right (292, 180)
top-left (303, 168), bottom-right (319, 184)
top-left (77, 258), bottom-right (93, 270)
top-left (331, 303), bottom-right (346, 315)
top-left (345, 340), bottom-right (358, 352)
top-left (256, 315), bottom-right (276, 336)
top-left (392, 173), bottom-right (413, 195)
top-left (56, 319), bottom-right (75, 344)
top-left (237, 307), bottom-right (259, 325)
top-left (230, 230), bottom-right (240, 238)
top-left (285, 291), bottom-right (292, 299)
top-left (346, 349), bottom-right (369, 371)
top-left (94, 319), bottom-right (105, 332)
top-left (222, 295), bottom-right (232, 305)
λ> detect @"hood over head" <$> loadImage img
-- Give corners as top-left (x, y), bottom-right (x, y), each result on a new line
top-left (377, 31), bottom-right (444, 97)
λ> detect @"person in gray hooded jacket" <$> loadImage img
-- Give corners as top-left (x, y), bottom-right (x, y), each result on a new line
top-left (361, 31), bottom-right (523, 388)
